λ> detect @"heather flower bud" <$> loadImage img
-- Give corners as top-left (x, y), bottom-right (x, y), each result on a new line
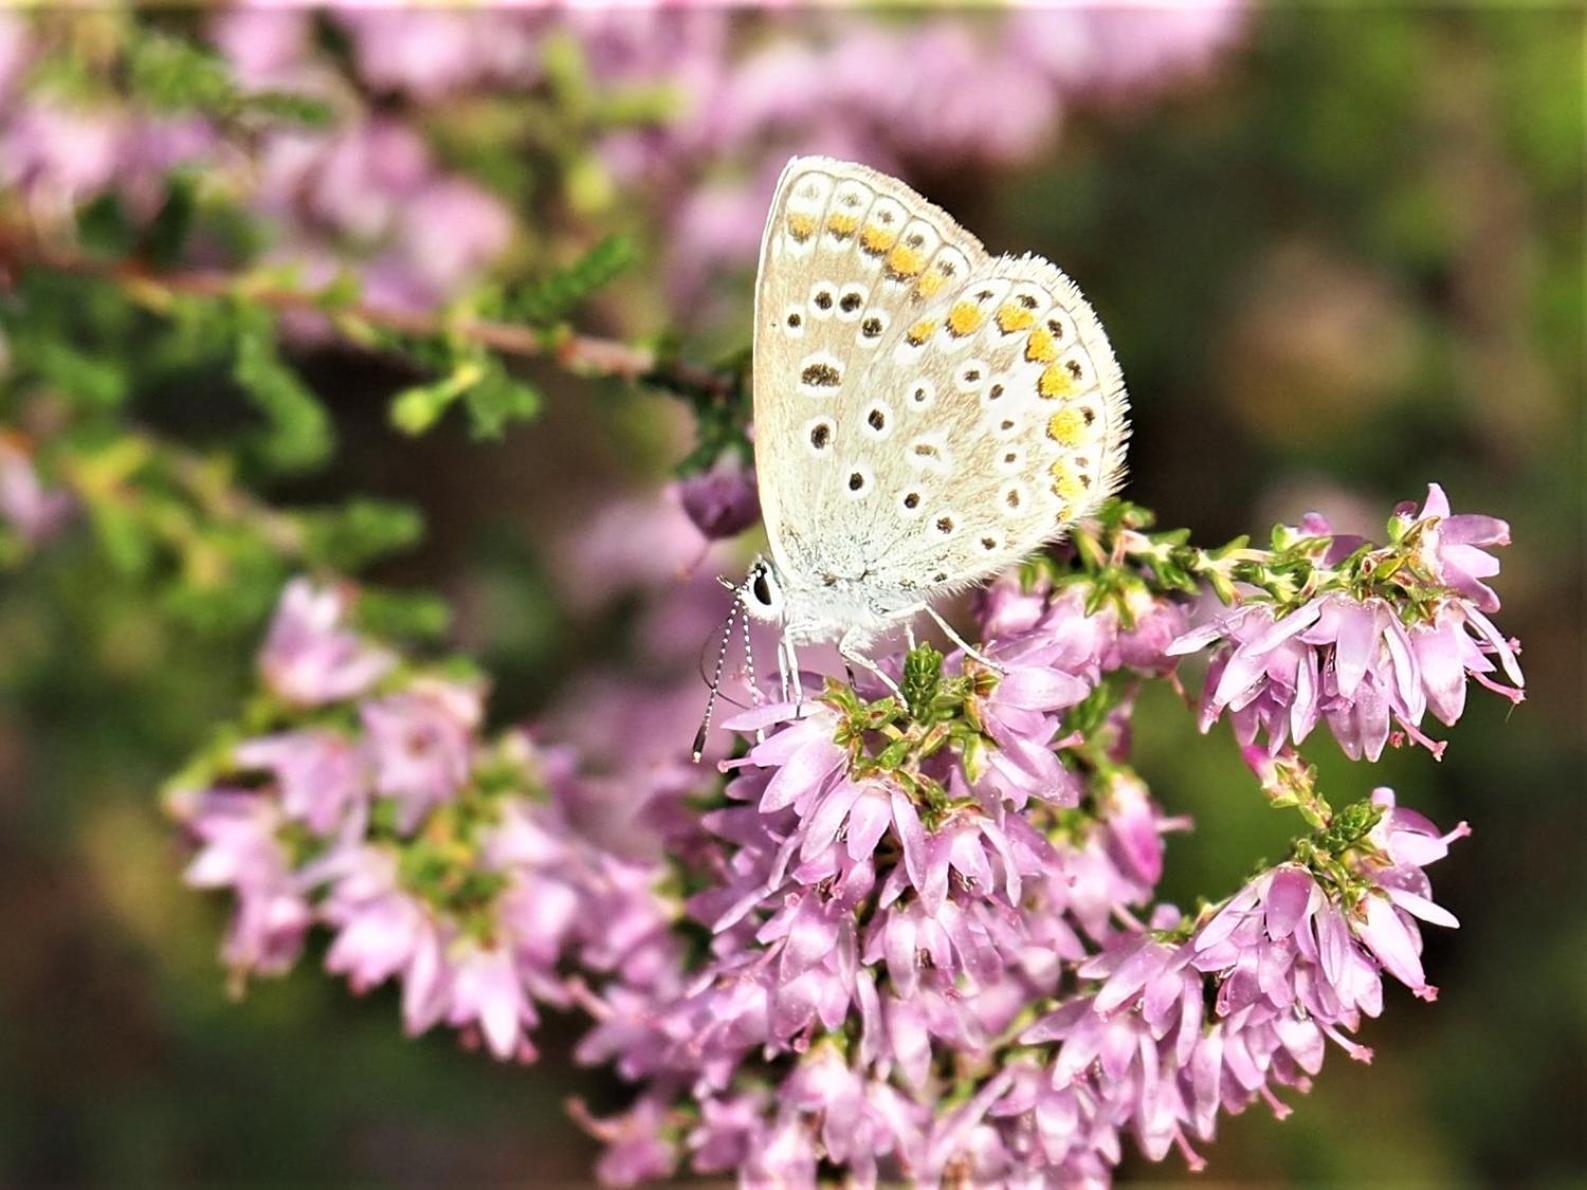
top-left (675, 454), bottom-right (761, 541)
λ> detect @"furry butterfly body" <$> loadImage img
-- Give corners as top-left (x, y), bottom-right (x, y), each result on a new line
top-left (739, 157), bottom-right (1130, 691)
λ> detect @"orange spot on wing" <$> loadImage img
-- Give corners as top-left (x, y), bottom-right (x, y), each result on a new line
top-left (996, 303), bottom-right (1036, 334)
top-left (1051, 460), bottom-right (1086, 504)
top-left (1046, 408), bottom-right (1085, 446)
top-left (946, 302), bottom-right (984, 337)
top-left (826, 212), bottom-right (859, 239)
top-left (861, 224), bottom-right (898, 254)
top-left (885, 243), bottom-right (926, 278)
top-left (1038, 364), bottom-right (1074, 400)
top-left (1026, 327), bottom-right (1059, 364)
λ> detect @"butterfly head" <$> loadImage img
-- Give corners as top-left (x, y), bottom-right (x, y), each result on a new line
top-left (739, 554), bottom-right (786, 624)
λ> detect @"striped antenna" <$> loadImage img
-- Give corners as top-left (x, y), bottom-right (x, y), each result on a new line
top-left (692, 585), bottom-right (743, 763)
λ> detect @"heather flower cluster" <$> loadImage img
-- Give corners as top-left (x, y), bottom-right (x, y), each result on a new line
top-left (1168, 484), bottom-right (1524, 763)
top-left (1, 7), bottom-right (1246, 323)
top-left (171, 578), bottom-right (679, 1061)
top-left (172, 484), bottom-right (1520, 1184)
top-left (629, 4), bottom-right (1247, 303)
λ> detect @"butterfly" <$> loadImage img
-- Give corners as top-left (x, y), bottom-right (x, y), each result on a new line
top-left (722, 156), bottom-right (1130, 717)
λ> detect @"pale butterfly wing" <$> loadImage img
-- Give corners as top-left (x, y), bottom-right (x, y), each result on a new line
top-left (753, 158), bottom-right (983, 586)
top-left (753, 156), bottom-right (1128, 623)
top-left (847, 252), bottom-right (1130, 596)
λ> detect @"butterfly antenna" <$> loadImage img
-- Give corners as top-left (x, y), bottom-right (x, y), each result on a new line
top-left (740, 596), bottom-right (761, 707)
top-left (692, 593), bottom-right (741, 763)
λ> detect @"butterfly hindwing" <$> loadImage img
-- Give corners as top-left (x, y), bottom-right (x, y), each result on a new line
top-left (850, 253), bottom-right (1129, 596)
top-left (753, 157), bottom-right (1128, 618)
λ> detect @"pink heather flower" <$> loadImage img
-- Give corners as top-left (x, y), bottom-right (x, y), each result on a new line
top-left (234, 730), bottom-right (367, 836)
top-left (391, 178), bottom-right (514, 307)
top-left (210, 8), bottom-right (310, 88)
top-left (1172, 580), bottom-right (1522, 762)
top-left (259, 579), bottom-right (396, 706)
top-left (1403, 482), bottom-right (1510, 614)
top-left (360, 678), bottom-right (482, 830)
top-left (975, 643), bottom-right (1093, 808)
top-left (573, 1097), bottom-right (678, 1187)
top-left (0, 98), bottom-right (212, 224)
top-left (321, 845), bottom-right (436, 995)
top-left (0, 12), bottom-right (31, 98)
top-left (180, 788), bottom-right (313, 979)
top-left (1408, 600), bottom-right (1524, 726)
top-left (332, 8), bottom-right (541, 100)
top-left (978, 577), bottom-right (1180, 684)
top-left (674, 454), bottom-right (761, 542)
top-left (1170, 489), bottom-right (1521, 762)
top-left (248, 116), bottom-right (511, 316)
top-left (0, 438), bottom-right (73, 543)
top-left (1016, 793), bottom-right (1464, 1173)
top-left (445, 943), bottom-right (539, 1062)
top-left (686, 1091), bottom-right (770, 1174)
top-left (1173, 595), bottom-right (1416, 760)
top-left (1008, 0), bottom-right (1246, 98)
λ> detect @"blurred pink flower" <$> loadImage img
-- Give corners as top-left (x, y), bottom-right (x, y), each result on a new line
top-left (1009, 0), bottom-right (1246, 97)
top-left (0, 439), bottom-right (73, 544)
top-left (361, 678), bottom-right (482, 830)
top-left (259, 578), bottom-right (396, 707)
top-left (182, 788), bottom-right (313, 979)
top-left (333, 7), bottom-right (541, 100)
top-left (675, 454), bottom-right (760, 541)
top-left (234, 729), bottom-right (367, 836)
top-left (210, 8), bottom-right (311, 88)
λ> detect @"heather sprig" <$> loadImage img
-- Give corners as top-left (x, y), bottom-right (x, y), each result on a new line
top-left (169, 476), bottom-right (1519, 1185)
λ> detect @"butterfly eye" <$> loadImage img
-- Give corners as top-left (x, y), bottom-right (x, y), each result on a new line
top-left (752, 570), bottom-right (772, 606)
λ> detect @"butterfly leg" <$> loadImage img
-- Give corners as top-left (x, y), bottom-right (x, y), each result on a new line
top-left (778, 630), bottom-right (807, 710)
top-left (839, 630), bottom-right (903, 699)
top-left (921, 604), bottom-right (1005, 674)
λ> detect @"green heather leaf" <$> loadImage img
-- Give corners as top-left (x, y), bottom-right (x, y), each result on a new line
top-left (356, 588), bottom-right (453, 641)
top-left (144, 172), bottom-right (198, 269)
top-left (462, 368), bottom-right (541, 439)
top-left (76, 194), bottom-right (136, 257)
top-left (508, 235), bottom-right (635, 326)
top-left (31, 340), bottom-right (130, 408)
top-left (240, 90), bottom-right (334, 128)
top-left (128, 33), bottom-right (235, 114)
top-left (90, 502), bottom-right (154, 576)
top-left (300, 499), bottom-right (424, 571)
top-left (232, 325), bottom-right (334, 472)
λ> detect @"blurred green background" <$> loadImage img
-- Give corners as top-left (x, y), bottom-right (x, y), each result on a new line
top-left (0, 6), bottom-right (1581, 1185)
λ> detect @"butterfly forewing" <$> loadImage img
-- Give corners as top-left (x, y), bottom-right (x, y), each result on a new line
top-left (753, 157), bottom-right (1128, 616)
top-left (754, 159), bottom-right (982, 582)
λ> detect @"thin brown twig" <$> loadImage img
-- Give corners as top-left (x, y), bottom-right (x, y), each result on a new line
top-left (0, 228), bottom-right (741, 402)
